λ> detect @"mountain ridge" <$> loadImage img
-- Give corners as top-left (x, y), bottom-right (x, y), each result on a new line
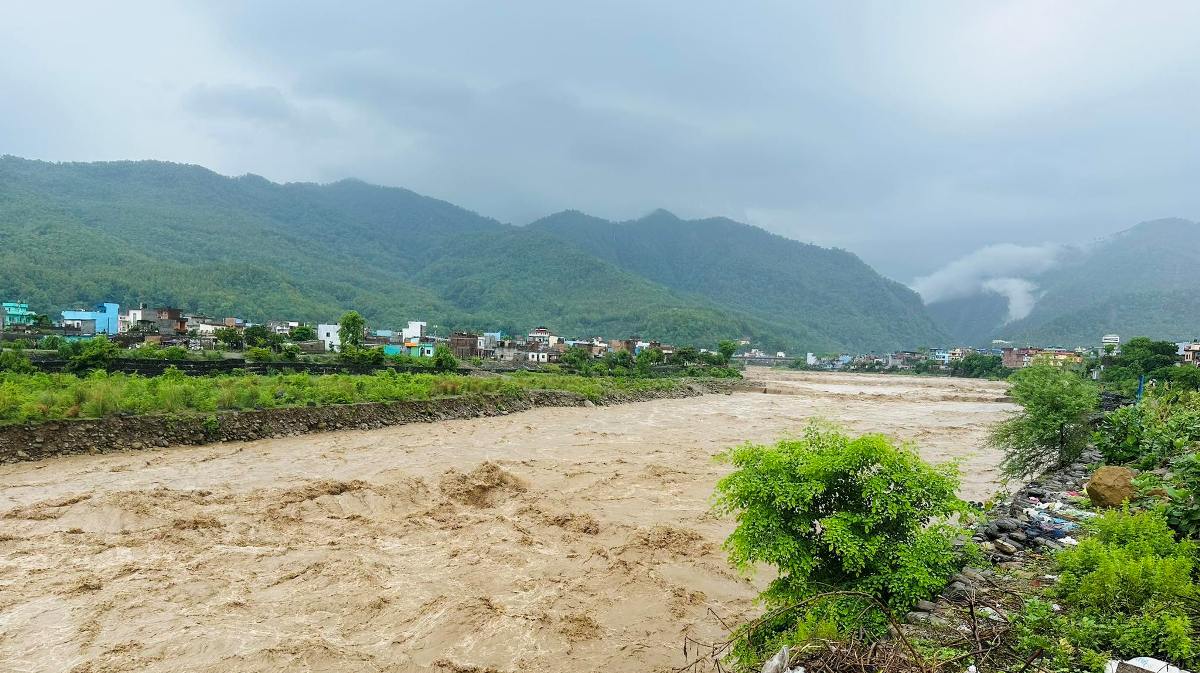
top-left (927, 217), bottom-right (1200, 346)
top-left (0, 155), bottom-right (946, 352)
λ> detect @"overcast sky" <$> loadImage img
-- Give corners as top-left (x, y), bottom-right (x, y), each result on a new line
top-left (3, 1), bottom-right (1198, 283)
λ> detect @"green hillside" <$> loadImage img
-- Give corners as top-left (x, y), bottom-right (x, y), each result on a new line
top-left (928, 218), bottom-right (1200, 346)
top-left (528, 209), bottom-right (946, 352)
top-left (0, 156), bottom-right (945, 351)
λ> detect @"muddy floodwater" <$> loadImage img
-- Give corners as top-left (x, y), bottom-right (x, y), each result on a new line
top-left (0, 369), bottom-right (1014, 673)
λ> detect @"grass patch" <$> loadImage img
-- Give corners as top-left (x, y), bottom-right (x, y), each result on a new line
top-left (0, 369), bottom-right (688, 425)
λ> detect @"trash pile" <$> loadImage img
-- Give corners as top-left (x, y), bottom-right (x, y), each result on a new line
top-left (973, 448), bottom-right (1102, 564)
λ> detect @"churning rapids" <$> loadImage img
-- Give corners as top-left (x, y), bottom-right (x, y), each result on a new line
top-left (0, 369), bottom-right (1014, 673)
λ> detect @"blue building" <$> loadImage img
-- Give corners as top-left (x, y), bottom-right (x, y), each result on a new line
top-left (61, 303), bottom-right (120, 335)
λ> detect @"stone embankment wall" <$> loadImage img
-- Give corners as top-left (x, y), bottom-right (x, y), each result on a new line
top-left (0, 380), bottom-right (736, 464)
top-left (29, 358), bottom-right (472, 377)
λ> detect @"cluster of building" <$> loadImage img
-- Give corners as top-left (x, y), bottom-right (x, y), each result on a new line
top-left (0, 301), bottom-right (691, 363)
top-left (791, 334), bottom-right (1200, 373)
top-left (10, 300), bottom-right (1200, 374)
top-left (787, 343), bottom-right (1090, 372)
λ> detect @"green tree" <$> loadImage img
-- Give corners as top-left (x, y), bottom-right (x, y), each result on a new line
top-left (668, 345), bottom-right (699, 365)
top-left (913, 358), bottom-right (941, 375)
top-left (64, 336), bottom-right (120, 373)
top-left (0, 349), bottom-right (35, 373)
top-left (32, 314), bottom-right (53, 329)
top-left (989, 365), bottom-right (1099, 478)
top-left (214, 327), bottom-right (243, 350)
top-left (242, 324), bottom-right (271, 349)
top-left (950, 353), bottom-right (1009, 379)
top-left (289, 324), bottom-right (317, 341)
top-left (338, 311), bottom-right (366, 351)
top-left (634, 347), bottom-right (662, 376)
top-left (1117, 337), bottom-right (1180, 374)
top-left (1162, 366), bottom-right (1200, 391)
top-left (715, 423), bottom-right (970, 659)
top-left (717, 339), bottom-right (738, 363)
top-left (561, 345), bottom-right (590, 370)
top-left (432, 344), bottom-right (458, 372)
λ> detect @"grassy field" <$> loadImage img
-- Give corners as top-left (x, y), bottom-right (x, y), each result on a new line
top-left (0, 370), bottom-right (688, 425)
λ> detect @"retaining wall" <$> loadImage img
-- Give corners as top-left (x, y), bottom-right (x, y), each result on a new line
top-left (28, 358), bottom-right (472, 377)
top-left (0, 380), bottom-right (734, 464)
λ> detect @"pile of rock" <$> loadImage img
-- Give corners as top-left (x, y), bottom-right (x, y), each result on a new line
top-left (904, 566), bottom-right (999, 626)
top-left (972, 448), bottom-right (1103, 565)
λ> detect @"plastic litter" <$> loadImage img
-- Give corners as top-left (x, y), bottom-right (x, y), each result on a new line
top-left (1104, 657), bottom-right (1189, 673)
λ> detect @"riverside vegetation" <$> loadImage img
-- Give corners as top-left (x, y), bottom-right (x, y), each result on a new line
top-left (0, 368), bottom-right (698, 426)
top-left (706, 361), bottom-right (1200, 673)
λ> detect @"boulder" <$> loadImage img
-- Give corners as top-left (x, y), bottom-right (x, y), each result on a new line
top-left (1086, 466), bottom-right (1136, 508)
top-left (994, 539), bottom-right (1020, 555)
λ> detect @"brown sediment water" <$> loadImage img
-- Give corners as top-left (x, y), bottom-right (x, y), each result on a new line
top-left (0, 369), bottom-right (1015, 673)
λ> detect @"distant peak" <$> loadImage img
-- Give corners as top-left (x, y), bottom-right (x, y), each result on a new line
top-left (526, 209), bottom-right (612, 228)
top-left (1108, 217), bottom-right (1196, 241)
top-left (641, 208), bottom-right (680, 221)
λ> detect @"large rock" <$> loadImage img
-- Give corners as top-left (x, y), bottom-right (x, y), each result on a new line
top-left (1086, 466), bottom-right (1136, 508)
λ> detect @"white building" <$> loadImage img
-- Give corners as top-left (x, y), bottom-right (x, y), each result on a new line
top-left (528, 326), bottom-right (560, 346)
top-left (317, 323), bottom-right (341, 352)
top-left (118, 307), bottom-right (147, 333)
top-left (401, 321), bottom-right (426, 342)
top-left (1102, 334), bottom-right (1121, 352)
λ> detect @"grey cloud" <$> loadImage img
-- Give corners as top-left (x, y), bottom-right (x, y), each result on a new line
top-left (182, 84), bottom-right (296, 123)
top-left (2, 2), bottom-right (1199, 281)
top-left (912, 243), bottom-right (1065, 321)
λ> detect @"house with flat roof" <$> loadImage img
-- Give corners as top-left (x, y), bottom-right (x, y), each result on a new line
top-left (1, 302), bottom-right (36, 329)
top-left (61, 303), bottom-right (120, 335)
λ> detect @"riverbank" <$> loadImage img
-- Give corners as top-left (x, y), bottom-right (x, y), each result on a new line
top-left (0, 379), bottom-right (737, 464)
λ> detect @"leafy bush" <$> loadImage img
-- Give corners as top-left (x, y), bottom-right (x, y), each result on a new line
top-left (338, 345), bottom-right (386, 366)
top-left (0, 370), bottom-right (685, 424)
top-left (0, 349), bottom-right (35, 373)
top-left (1095, 394), bottom-right (1200, 469)
top-left (245, 347), bottom-right (274, 362)
top-left (715, 422), bottom-right (973, 661)
top-left (62, 336), bottom-right (120, 373)
top-left (989, 365), bottom-right (1099, 478)
top-left (950, 353), bottom-right (1011, 379)
top-left (1016, 509), bottom-right (1200, 670)
top-left (1157, 453), bottom-right (1200, 538)
top-left (432, 345), bottom-right (458, 372)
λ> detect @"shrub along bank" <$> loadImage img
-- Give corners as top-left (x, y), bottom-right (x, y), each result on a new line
top-left (0, 368), bottom-right (697, 426)
top-left (711, 422), bottom-right (979, 668)
top-left (0, 375), bottom-right (737, 463)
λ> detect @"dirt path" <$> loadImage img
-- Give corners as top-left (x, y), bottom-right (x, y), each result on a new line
top-left (0, 370), bottom-right (1014, 673)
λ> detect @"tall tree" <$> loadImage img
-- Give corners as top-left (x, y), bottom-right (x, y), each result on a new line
top-left (338, 311), bottom-right (366, 351)
top-left (990, 365), bottom-right (1099, 477)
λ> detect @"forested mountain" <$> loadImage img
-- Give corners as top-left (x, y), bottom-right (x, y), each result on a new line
top-left (528, 209), bottom-right (946, 352)
top-left (0, 156), bottom-right (945, 352)
top-left (928, 218), bottom-right (1200, 346)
